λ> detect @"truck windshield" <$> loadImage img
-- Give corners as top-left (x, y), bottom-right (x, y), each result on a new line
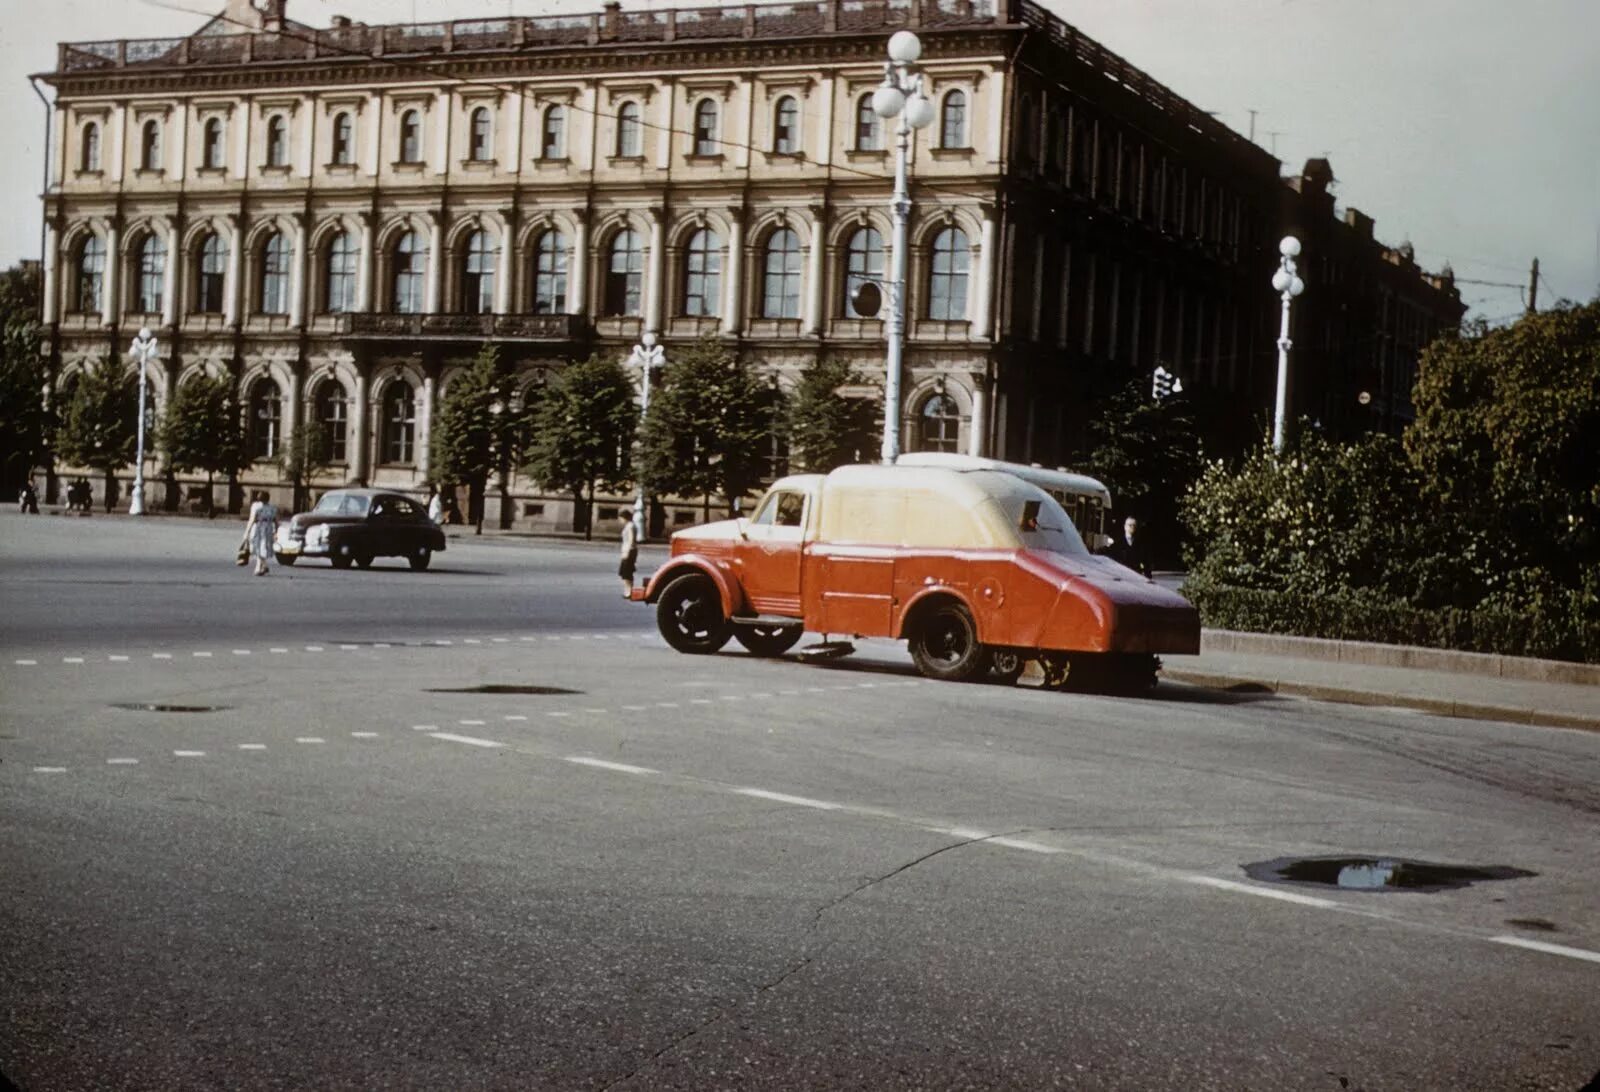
top-left (1012, 496), bottom-right (1089, 557)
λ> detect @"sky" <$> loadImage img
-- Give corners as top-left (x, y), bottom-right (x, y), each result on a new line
top-left (3, 0), bottom-right (1597, 324)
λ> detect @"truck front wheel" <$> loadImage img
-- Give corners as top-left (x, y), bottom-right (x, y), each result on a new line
top-left (656, 573), bottom-right (732, 655)
top-left (909, 601), bottom-right (987, 682)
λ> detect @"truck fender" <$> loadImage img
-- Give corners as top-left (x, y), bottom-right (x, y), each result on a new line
top-left (895, 585), bottom-right (980, 643)
top-left (644, 556), bottom-right (745, 618)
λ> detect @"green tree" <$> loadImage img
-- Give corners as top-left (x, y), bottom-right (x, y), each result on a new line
top-left (638, 337), bottom-right (769, 516)
top-left (786, 355), bottom-right (879, 472)
top-left (524, 353), bottom-right (638, 539)
top-left (1075, 376), bottom-right (1204, 564)
top-left (0, 264), bottom-right (48, 498)
top-left (1406, 300), bottom-right (1600, 588)
top-left (55, 359), bottom-right (138, 512)
top-left (160, 372), bottom-right (249, 517)
top-left (277, 422), bottom-right (330, 514)
top-left (429, 344), bottom-right (533, 534)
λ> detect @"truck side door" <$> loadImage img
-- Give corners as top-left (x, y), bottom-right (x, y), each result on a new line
top-left (736, 488), bottom-right (807, 616)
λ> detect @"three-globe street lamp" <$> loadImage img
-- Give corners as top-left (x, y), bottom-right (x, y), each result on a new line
top-left (1271, 235), bottom-right (1306, 454)
top-left (870, 29), bottom-right (936, 465)
top-left (127, 326), bottom-right (158, 516)
top-left (627, 331), bottom-right (666, 540)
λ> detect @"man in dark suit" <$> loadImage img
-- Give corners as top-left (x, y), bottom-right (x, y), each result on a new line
top-left (1107, 516), bottom-right (1153, 578)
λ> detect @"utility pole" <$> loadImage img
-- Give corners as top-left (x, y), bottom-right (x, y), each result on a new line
top-left (1527, 257), bottom-right (1539, 314)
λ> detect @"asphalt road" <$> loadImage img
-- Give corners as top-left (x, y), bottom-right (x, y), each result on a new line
top-left (3, 512), bottom-right (1598, 1091)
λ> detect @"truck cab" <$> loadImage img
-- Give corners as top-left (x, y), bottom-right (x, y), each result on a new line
top-left (639, 464), bottom-right (1199, 688)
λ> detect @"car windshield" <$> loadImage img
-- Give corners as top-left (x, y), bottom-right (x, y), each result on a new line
top-left (1010, 495), bottom-right (1089, 557)
top-left (312, 492), bottom-right (371, 517)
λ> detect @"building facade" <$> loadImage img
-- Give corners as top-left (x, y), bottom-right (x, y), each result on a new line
top-left (36, 0), bottom-right (1461, 526)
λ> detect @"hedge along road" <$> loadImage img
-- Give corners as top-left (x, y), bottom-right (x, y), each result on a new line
top-left (0, 511), bottom-right (661, 652)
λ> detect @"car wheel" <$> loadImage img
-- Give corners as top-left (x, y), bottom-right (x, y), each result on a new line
top-left (355, 552), bottom-right (374, 570)
top-left (986, 648), bottom-right (1026, 686)
top-left (330, 554), bottom-right (353, 570)
top-left (909, 600), bottom-right (986, 682)
top-left (656, 573), bottom-right (731, 654)
top-left (734, 626), bottom-right (802, 657)
top-left (274, 553), bottom-right (296, 567)
top-left (408, 547), bottom-right (432, 572)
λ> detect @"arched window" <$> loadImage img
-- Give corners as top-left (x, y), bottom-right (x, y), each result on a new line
top-left (331, 113), bottom-right (353, 165)
top-left (681, 228), bottom-right (721, 318)
top-left (391, 230), bottom-right (426, 314)
top-left (773, 96), bottom-right (799, 154)
top-left (75, 235), bottom-right (106, 313)
top-left (542, 105), bottom-right (566, 159)
top-left (399, 110), bottom-right (422, 163)
top-left (135, 233), bottom-right (166, 314)
top-left (855, 95), bottom-right (881, 151)
top-left (140, 120), bottom-right (161, 171)
top-left (843, 227), bottom-right (884, 318)
top-left (324, 231), bottom-right (357, 313)
top-left (469, 107), bottom-right (491, 161)
top-left (195, 232), bottom-right (228, 313)
top-left (314, 379), bottom-right (348, 463)
top-left (616, 102), bottom-right (642, 157)
top-left (249, 378), bottom-right (282, 459)
top-left (382, 381), bottom-right (416, 464)
top-left (258, 232), bottom-right (290, 314)
top-left (265, 116), bottom-right (288, 168)
top-left (202, 118), bottom-right (224, 169)
top-left (926, 227), bottom-right (970, 321)
top-left (461, 229), bottom-right (495, 315)
top-left (761, 228), bottom-right (801, 319)
top-left (917, 393), bottom-right (960, 453)
top-left (531, 230), bottom-right (567, 314)
top-left (81, 123), bottom-right (101, 172)
top-left (940, 90), bottom-right (966, 149)
top-left (692, 99), bottom-right (719, 156)
top-left (603, 229), bottom-right (643, 316)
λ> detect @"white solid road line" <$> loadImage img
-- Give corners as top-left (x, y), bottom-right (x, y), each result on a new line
top-left (1490, 935), bottom-right (1600, 965)
top-left (736, 788), bottom-right (842, 811)
top-left (1183, 875), bottom-right (1339, 909)
top-left (565, 756), bottom-right (657, 775)
top-left (989, 836), bottom-right (1064, 855)
top-left (428, 731), bottom-right (503, 748)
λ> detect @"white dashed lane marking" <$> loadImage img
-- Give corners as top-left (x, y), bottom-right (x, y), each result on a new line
top-left (459, 719), bottom-right (487, 726)
top-left (192, 651), bottom-right (212, 658)
top-left (32, 766), bottom-right (67, 774)
top-left (63, 657), bottom-right (84, 664)
top-left (233, 649), bottom-right (251, 656)
top-left (238, 744), bottom-right (267, 750)
top-left (173, 750), bottom-right (206, 758)
top-left (269, 647), bottom-right (289, 654)
top-left (152, 653), bottom-right (172, 660)
top-left (1491, 936), bottom-right (1600, 965)
top-left (565, 756), bottom-right (657, 775)
top-left (412, 724), bottom-right (439, 732)
top-left (108, 655), bottom-right (129, 662)
top-left (350, 732), bottom-right (379, 738)
top-left (429, 732), bottom-right (503, 749)
top-left (295, 737), bottom-right (325, 744)
top-left (107, 758), bottom-right (139, 765)
top-left (504, 715), bottom-right (528, 722)
top-left (736, 788), bottom-right (841, 811)
top-left (1183, 875), bottom-right (1339, 909)
top-left (15, 659), bottom-right (37, 666)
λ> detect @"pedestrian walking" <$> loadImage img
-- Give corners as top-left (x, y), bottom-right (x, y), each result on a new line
top-left (1107, 516), bottom-right (1153, 578)
top-left (618, 508), bottom-right (640, 598)
top-left (242, 490), bottom-right (279, 576)
top-left (19, 476), bottom-right (39, 514)
top-left (427, 483), bottom-right (444, 525)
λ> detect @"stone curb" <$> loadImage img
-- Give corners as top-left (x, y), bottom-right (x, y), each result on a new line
top-left (1164, 668), bottom-right (1600, 734)
top-left (1201, 629), bottom-right (1600, 687)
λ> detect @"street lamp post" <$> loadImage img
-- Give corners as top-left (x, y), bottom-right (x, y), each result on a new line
top-left (1270, 235), bottom-right (1305, 454)
top-left (127, 326), bottom-right (158, 515)
top-left (627, 331), bottom-right (665, 540)
top-left (871, 30), bottom-right (936, 465)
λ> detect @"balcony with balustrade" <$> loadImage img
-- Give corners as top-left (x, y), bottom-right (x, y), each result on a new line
top-left (334, 313), bottom-right (579, 342)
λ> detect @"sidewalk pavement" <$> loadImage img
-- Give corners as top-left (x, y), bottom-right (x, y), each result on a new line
top-left (1165, 631), bottom-right (1600, 733)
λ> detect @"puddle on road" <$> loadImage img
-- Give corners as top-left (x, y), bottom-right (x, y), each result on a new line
top-left (425, 684), bottom-right (581, 696)
top-left (111, 703), bottom-right (233, 714)
top-left (1244, 855), bottom-right (1535, 893)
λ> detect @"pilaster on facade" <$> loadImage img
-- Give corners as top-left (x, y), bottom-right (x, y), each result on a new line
top-left (722, 208), bottom-right (744, 336)
top-left (645, 206), bottom-right (665, 334)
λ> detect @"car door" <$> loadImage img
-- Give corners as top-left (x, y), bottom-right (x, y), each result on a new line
top-left (737, 489), bottom-right (807, 616)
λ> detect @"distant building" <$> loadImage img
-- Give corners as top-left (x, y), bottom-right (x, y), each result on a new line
top-left (35, 0), bottom-right (1461, 522)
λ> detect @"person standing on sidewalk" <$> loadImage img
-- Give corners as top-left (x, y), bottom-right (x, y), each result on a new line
top-left (618, 509), bottom-right (640, 598)
top-left (426, 483), bottom-right (444, 525)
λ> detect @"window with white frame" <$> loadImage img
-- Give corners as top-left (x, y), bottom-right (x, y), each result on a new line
top-left (135, 233), bottom-right (166, 314)
top-left (399, 110), bottom-right (422, 163)
top-left (616, 102), bottom-right (642, 157)
top-left (331, 112), bottom-right (354, 165)
top-left (461, 229), bottom-right (495, 314)
top-left (76, 235), bottom-right (105, 312)
top-left (81, 123), bottom-right (101, 171)
top-left (855, 95), bottom-right (881, 151)
top-left (469, 107), bottom-right (492, 161)
top-left (531, 230), bottom-right (567, 314)
top-left (202, 118), bottom-right (225, 169)
top-left (258, 232), bottom-right (290, 314)
top-left (542, 105), bottom-right (566, 159)
top-left (692, 99), bottom-right (719, 156)
top-left (843, 227), bottom-right (884, 318)
top-left (681, 228), bottom-right (721, 318)
top-left (604, 229), bottom-right (643, 316)
top-left (926, 227), bottom-right (970, 321)
top-left (773, 96), bottom-right (799, 154)
top-left (265, 116), bottom-right (289, 168)
top-left (391, 230), bottom-right (426, 314)
top-left (940, 90), bottom-right (966, 149)
top-left (324, 231), bottom-right (357, 313)
top-left (762, 228), bottom-right (802, 319)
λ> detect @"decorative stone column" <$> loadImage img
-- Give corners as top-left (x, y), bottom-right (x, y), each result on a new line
top-left (288, 214), bottom-right (309, 328)
top-left (968, 383), bottom-right (986, 457)
top-left (569, 216), bottom-right (588, 316)
top-left (357, 213), bottom-right (374, 312)
top-left (425, 214), bottom-right (443, 314)
top-left (494, 210), bottom-right (515, 314)
top-left (101, 223), bottom-right (120, 328)
top-left (349, 366), bottom-right (369, 483)
top-left (161, 221), bottom-right (180, 329)
top-left (42, 224), bottom-right (58, 324)
top-left (973, 203), bottom-right (996, 339)
top-left (224, 215), bottom-right (243, 327)
top-left (645, 208), bottom-right (665, 333)
top-left (803, 206), bottom-right (825, 335)
top-left (417, 373), bottom-right (435, 479)
top-left (721, 210), bottom-right (743, 335)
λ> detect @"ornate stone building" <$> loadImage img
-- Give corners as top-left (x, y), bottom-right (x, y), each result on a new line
top-left (36, 0), bottom-right (1460, 526)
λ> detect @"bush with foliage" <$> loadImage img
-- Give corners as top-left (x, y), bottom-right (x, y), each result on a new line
top-left (523, 353), bottom-right (637, 538)
top-left (56, 359), bottom-right (140, 512)
top-left (786, 356), bottom-right (879, 473)
top-left (638, 337), bottom-right (768, 516)
top-left (160, 371), bottom-right (249, 517)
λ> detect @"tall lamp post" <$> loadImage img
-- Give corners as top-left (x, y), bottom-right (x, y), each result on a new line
top-left (871, 30), bottom-right (936, 465)
top-left (1271, 235), bottom-right (1305, 454)
top-left (127, 326), bottom-right (158, 516)
top-left (627, 331), bottom-right (665, 539)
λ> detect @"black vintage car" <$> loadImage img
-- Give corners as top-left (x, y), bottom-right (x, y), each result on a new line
top-left (274, 488), bottom-right (447, 571)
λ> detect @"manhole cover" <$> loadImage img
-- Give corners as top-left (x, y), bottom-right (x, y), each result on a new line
top-left (111, 703), bottom-right (233, 714)
top-left (1244, 855), bottom-right (1535, 892)
top-left (424, 685), bottom-right (581, 696)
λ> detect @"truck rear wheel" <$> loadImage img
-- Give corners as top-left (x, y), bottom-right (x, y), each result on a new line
top-left (734, 626), bottom-right (802, 657)
top-left (656, 573), bottom-right (732, 655)
top-left (909, 601), bottom-right (987, 682)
